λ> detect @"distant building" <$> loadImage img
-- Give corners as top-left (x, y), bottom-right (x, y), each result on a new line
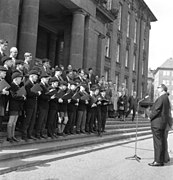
top-left (0, 0), bottom-right (156, 97)
top-left (154, 58), bottom-right (173, 104)
top-left (147, 68), bottom-right (154, 102)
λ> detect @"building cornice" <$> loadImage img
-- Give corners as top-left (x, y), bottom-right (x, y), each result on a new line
top-left (154, 67), bottom-right (173, 75)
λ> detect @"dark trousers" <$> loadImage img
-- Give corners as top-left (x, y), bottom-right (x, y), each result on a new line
top-left (0, 116), bottom-right (3, 131)
top-left (96, 107), bottom-right (102, 133)
top-left (76, 110), bottom-right (86, 132)
top-left (66, 109), bottom-right (77, 133)
top-left (47, 109), bottom-right (57, 136)
top-left (151, 127), bottom-right (166, 163)
top-left (164, 129), bottom-right (170, 162)
top-left (35, 107), bottom-right (48, 136)
top-left (22, 105), bottom-right (37, 138)
top-left (126, 106), bottom-right (136, 121)
top-left (86, 109), bottom-right (96, 132)
top-left (101, 111), bottom-right (107, 132)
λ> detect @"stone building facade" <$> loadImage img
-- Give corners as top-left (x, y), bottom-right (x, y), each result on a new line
top-left (0, 0), bottom-right (156, 97)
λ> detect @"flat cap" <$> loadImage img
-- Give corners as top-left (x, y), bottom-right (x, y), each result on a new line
top-left (54, 67), bottom-right (62, 72)
top-left (40, 72), bottom-right (49, 78)
top-left (28, 70), bottom-right (38, 76)
top-left (50, 77), bottom-right (59, 83)
top-left (12, 72), bottom-right (23, 80)
top-left (59, 81), bottom-right (68, 86)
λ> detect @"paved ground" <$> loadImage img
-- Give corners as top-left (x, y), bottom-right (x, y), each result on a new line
top-left (0, 133), bottom-right (173, 180)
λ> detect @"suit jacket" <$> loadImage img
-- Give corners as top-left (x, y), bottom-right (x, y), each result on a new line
top-left (128, 96), bottom-right (137, 109)
top-left (40, 66), bottom-right (52, 76)
top-left (88, 74), bottom-right (95, 85)
top-left (5, 67), bottom-right (12, 85)
top-left (0, 79), bottom-right (7, 116)
top-left (38, 82), bottom-right (50, 110)
top-left (0, 53), bottom-right (7, 65)
top-left (25, 80), bottom-right (39, 109)
top-left (150, 93), bottom-right (170, 129)
top-left (9, 82), bottom-right (25, 112)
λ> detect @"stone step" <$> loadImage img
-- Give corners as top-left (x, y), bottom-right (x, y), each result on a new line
top-left (0, 133), bottom-right (154, 175)
top-left (0, 130), bottom-right (152, 163)
top-left (0, 126), bottom-right (151, 149)
top-left (106, 122), bottom-right (151, 128)
top-left (107, 118), bottom-right (149, 123)
top-left (0, 121), bottom-right (151, 139)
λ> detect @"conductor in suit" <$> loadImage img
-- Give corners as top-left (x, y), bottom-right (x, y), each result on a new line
top-left (148, 84), bottom-right (170, 166)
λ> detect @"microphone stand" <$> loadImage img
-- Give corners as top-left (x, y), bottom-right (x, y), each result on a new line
top-left (125, 97), bottom-right (146, 162)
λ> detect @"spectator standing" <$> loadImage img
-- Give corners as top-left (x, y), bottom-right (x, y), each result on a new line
top-left (0, 39), bottom-right (8, 65)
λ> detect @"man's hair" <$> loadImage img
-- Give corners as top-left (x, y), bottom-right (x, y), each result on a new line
top-left (88, 68), bottom-right (92, 71)
top-left (160, 84), bottom-right (168, 92)
top-left (24, 52), bottom-right (32, 57)
top-left (0, 39), bottom-right (8, 44)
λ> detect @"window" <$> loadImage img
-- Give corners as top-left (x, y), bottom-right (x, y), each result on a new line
top-left (171, 90), bottom-right (173, 96)
top-left (116, 44), bottom-right (120, 63)
top-left (127, 13), bottom-right (130, 37)
top-left (118, 4), bottom-right (122, 30)
top-left (163, 80), bottom-right (170, 85)
top-left (133, 54), bottom-right (136, 71)
top-left (134, 20), bottom-right (137, 43)
top-left (106, 0), bottom-right (112, 10)
top-left (132, 81), bottom-right (136, 93)
top-left (166, 80), bottom-right (170, 85)
top-left (143, 39), bottom-right (145, 50)
top-left (125, 49), bottom-right (129, 67)
top-left (115, 74), bottom-right (120, 89)
top-left (104, 68), bottom-right (110, 81)
top-left (142, 60), bottom-right (145, 75)
top-left (124, 77), bottom-right (128, 88)
top-left (105, 36), bottom-right (110, 57)
top-left (141, 83), bottom-right (144, 98)
top-left (163, 71), bottom-right (170, 76)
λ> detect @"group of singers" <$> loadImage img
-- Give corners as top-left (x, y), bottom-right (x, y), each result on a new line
top-left (0, 44), bottom-right (110, 143)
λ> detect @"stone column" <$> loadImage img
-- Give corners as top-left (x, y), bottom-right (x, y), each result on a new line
top-left (18, 0), bottom-right (40, 59)
top-left (0, 0), bottom-right (20, 52)
top-left (48, 33), bottom-right (57, 67)
top-left (70, 9), bottom-right (86, 69)
top-left (96, 33), bottom-right (105, 76)
top-left (63, 20), bottom-right (71, 68)
top-left (83, 15), bottom-right (96, 70)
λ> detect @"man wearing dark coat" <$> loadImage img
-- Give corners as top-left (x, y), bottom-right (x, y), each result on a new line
top-left (148, 84), bottom-right (170, 166)
top-left (0, 39), bottom-right (8, 65)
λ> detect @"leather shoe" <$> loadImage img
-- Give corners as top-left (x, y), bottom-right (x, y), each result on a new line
top-left (148, 161), bottom-right (164, 167)
top-left (40, 134), bottom-right (47, 139)
top-left (12, 137), bottom-right (20, 142)
top-left (28, 136), bottom-right (37, 140)
top-left (35, 135), bottom-right (41, 140)
top-left (7, 138), bottom-right (13, 143)
top-left (164, 159), bottom-right (170, 163)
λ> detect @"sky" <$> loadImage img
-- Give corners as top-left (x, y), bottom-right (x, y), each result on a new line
top-left (144, 0), bottom-right (173, 69)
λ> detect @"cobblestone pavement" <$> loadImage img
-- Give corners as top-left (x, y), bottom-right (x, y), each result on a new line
top-left (0, 133), bottom-right (173, 180)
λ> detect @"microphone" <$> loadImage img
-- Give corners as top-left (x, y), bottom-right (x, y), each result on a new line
top-left (144, 95), bottom-right (149, 99)
top-left (138, 95), bottom-right (149, 103)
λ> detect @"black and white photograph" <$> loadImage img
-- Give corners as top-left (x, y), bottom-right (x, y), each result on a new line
top-left (0, 0), bottom-right (173, 179)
